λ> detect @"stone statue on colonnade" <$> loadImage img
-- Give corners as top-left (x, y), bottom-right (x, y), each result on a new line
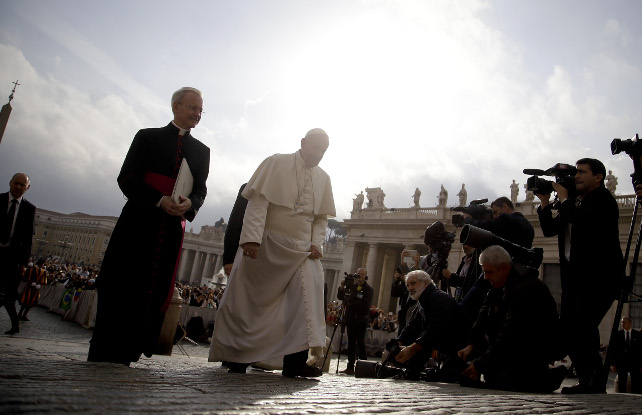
top-left (457, 183), bottom-right (467, 207)
top-left (437, 185), bottom-right (448, 207)
top-left (412, 187), bottom-right (421, 208)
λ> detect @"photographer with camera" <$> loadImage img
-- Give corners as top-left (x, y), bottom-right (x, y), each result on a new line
top-left (536, 158), bottom-right (624, 394)
top-left (442, 244), bottom-right (480, 304)
top-left (462, 197), bottom-right (534, 249)
top-left (391, 264), bottom-right (416, 334)
top-left (458, 245), bottom-right (566, 392)
top-left (337, 267), bottom-right (374, 375)
top-left (393, 270), bottom-right (471, 381)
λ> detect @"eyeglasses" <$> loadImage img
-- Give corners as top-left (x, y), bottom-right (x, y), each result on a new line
top-left (178, 103), bottom-right (205, 114)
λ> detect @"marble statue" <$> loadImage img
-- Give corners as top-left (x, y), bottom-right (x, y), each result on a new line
top-left (365, 187), bottom-right (386, 209)
top-left (606, 170), bottom-right (618, 195)
top-left (412, 187), bottom-right (421, 208)
top-left (524, 183), bottom-right (534, 202)
top-left (510, 179), bottom-right (519, 205)
top-left (457, 184), bottom-right (467, 207)
top-left (437, 185), bottom-right (448, 207)
top-left (353, 191), bottom-right (365, 210)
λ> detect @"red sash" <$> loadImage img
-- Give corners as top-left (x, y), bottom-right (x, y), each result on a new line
top-left (143, 172), bottom-right (176, 196)
top-left (142, 171), bottom-right (186, 312)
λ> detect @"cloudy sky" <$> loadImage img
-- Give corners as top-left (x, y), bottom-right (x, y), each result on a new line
top-left (1, 0), bottom-right (641, 231)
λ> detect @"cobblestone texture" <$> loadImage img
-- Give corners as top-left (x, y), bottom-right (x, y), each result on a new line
top-left (2, 307), bottom-right (642, 414)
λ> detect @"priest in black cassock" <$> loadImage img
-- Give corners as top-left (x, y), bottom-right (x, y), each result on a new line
top-left (88, 87), bottom-right (210, 366)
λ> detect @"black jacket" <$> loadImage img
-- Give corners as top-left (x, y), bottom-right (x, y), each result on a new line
top-left (469, 266), bottom-right (563, 375)
top-left (223, 183), bottom-right (248, 266)
top-left (398, 284), bottom-right (471, 356)
top-left (1, 192), bottom-right (35, 266)
top-left (537, 186), bottom-right (624, 290)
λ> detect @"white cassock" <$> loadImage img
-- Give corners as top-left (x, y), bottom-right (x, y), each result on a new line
top-left (209, 150), bottom-right (335, 364)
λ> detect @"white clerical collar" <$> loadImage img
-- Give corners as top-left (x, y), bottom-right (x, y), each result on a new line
top-left (171, 121), bottom-right (190, 136)
top-left (295, 150), bottom-right (313, 169)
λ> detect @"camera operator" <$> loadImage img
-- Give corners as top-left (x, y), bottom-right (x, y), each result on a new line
top-left (536, 158), bottom-right (624, 394)
top-left (394, 270), bottom-right (471, 381)
top-left (442, 244), bottom-right (480, 304)
top-left (463, 197), bottom-right (534, 248)
top-left (458, 245), bottom-right (566, 393)
top-left (390, 264), bottom-right (416, 334)
top-left (337, 267), bottom-right (374, 375)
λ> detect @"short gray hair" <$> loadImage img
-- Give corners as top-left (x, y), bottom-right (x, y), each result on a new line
top-left (405, 270), bottom-right (433, 285)
top-left (171, 87), bottom-right (202, 105)
top-left (479, 245), bottom-right (512, 267)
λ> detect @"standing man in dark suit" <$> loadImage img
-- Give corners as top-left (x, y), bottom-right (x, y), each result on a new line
top-left (611, 316), bottom-right (642, 393)
top-left (88, 87), bottom-right (210, 366)
top-left (1, 173), bottom-right (36, 335)
top-left (537, 158), bottom-right (624, 394)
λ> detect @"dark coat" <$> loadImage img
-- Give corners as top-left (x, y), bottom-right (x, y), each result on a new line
top-left (398, 284), bottom-right (471, 356)
top-left (469, 266), bottom-right (563, 378)
top-left (537, 186), bottom-right (624, 294)
top-left (223, 183), bottom-right (248, 266)
top-left (613, 328), bottom-right (642, 369)
top-left (0, 192), bottom-right (35, 300)
top-left (448, 252), bottom-right (481, 303)
top-left (89, 123), bottom-right (209, 365)
top-left (391, 276), bottom-right (416, 333)
top-left (1, 192), bottom-right (35, 266)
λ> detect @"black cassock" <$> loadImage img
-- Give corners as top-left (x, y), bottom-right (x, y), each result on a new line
top-left (89, 122), bottom-right (209, 365)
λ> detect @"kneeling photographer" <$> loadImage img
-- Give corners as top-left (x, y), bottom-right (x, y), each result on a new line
top-left (337, 268), bottom-right (373, 375)
top-left (459, 245), bottom-right (566, 393)
top-left (393, 270), bottom-right (471, 381)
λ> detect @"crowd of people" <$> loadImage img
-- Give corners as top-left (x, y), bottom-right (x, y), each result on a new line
top-left (325, 301), bottom-right (399, 333)
top-left (176, 283), bottom-right (224, 309)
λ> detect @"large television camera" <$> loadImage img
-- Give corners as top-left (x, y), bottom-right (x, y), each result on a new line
top-left (523, 163), bottom-right (577, 197)
top-left (451, 198), bottom-right (493, 227)
top-left (460, 224), bottom-right (543, 270)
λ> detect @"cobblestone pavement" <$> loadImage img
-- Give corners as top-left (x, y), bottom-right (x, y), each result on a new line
top-left (2, 307), bottom-right (642, 414)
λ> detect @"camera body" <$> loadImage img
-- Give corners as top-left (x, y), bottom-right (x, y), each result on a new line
top-left (341, 272), bottom-right (357, 300)
top-left (423, 221), bottom-right (455, 253)
top-left (523, 163), bottom-right (577, 196)
top-left (451, 198), bottom-right (493, 227)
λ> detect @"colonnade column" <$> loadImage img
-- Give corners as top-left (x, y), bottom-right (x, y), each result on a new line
top-left (189, 251), bottom-right (203, 285)
top-left (201, 253), bottom-right (213, 284)
top-left (341, 241), bottom-right (357, 274)
top-left (214, 254), bottom-right (223, 275)
top-left (365, 243), bottom-right (379, 307)
top-left (179, 249), bottom-right (194, 283)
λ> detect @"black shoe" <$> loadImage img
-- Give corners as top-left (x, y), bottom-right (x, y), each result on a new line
top-left (339, 366), bottom-right (355, 375)
top-left (4, 328), bottom-right (19, 335)
top-left (282, 364), bottom-right (323, 378)
top-left (227, 362), bottom-right (249, 374)
top-left (548, 366), bottom-right (568, 392)
top-left (19, 316), bottom-right (29, 321)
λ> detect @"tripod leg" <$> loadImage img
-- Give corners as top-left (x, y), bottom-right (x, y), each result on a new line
top-left (336, 323), bottom-right (346, 374)
top-left (601, 198), bottom-right (642, 389)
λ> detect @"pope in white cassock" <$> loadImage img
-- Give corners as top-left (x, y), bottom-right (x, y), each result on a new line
top-left (209, 128), bottom-right (336, 378)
